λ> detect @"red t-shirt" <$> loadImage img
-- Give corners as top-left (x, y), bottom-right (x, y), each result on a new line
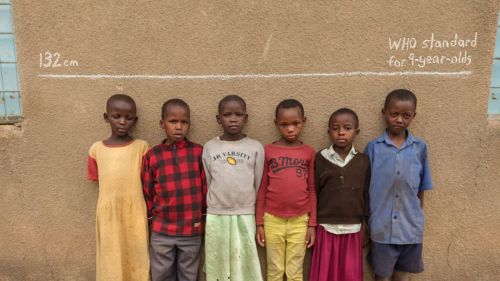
top-left (256, 143), bottom-right (317, 226)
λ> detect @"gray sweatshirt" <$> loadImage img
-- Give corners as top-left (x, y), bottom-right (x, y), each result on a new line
top-left (202, 136), bottom-right (265, 215)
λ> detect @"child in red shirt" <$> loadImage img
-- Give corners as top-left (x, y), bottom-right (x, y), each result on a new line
top-left (256, 99), bottom-right (317, 281)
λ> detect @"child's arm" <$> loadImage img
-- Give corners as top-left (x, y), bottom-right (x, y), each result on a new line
top-left (306, 149), bottom-right (317, 248)
top-left (255, 150), bottom-right (269, 247)
top-left (198, 151), bottom-right (208, 217)
top-left (363, 161), bottom-right (371, 247)
top-left (141, 153), bottom-right (156, 222)
top-left (418, 191), bottom-right (425, 209)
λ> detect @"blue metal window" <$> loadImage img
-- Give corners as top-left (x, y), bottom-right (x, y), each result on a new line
top-left (0, 0), bottom-right (21, 124)
top-left (489, 14), bottom-right (500, 116)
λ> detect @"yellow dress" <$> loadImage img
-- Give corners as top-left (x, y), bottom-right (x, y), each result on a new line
top-left (88, 139), bottom-right (150, 281)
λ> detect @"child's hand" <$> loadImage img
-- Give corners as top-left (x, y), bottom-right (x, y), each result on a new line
top-left (362, 221), bottom-right (370, 248)
top-left (306, 226), bottom-right (316, 248)
top-left (256, 225), bottom-right (266, 247)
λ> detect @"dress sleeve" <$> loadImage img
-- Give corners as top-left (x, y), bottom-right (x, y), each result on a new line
top-left (87, 144), bottom-right (98, 181)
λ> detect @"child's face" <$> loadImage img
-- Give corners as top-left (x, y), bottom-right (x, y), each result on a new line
top-left (382, 98), bottom-right (416, 137)
top-left (328, 113), bottom-right (359, 149)
top-left (275, 107), bottom-right (305, 143)
top-left (104, 100), bottom-right (137, 137)
top-left (160, 105), bottom-right (190, 144)
top-left (217, 100), bottom-right (247, 136)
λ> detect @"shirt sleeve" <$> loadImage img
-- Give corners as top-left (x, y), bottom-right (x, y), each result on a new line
top-left (364, 141), bottom-right (374, 164)
top-left (307, 148), bottom-right (317, 227)
top-left (87, 156), bottom-right (98, 181)
top-left (364, 160), bottom-right (371, 218)
top-left (254, 143), bottom-right (265, 193)
top-left (199, 149), bottom-right (208, 215)
top-left (202, 145), bottom-right (212, 188)
top-left (255, 147), bottom-right (269, 226)
top-left (419, 143), bottom-right (433, 191)
top-left (87, 144), bottom-right (98, 181)
top-left (141, 151), bottom-right (156, 219)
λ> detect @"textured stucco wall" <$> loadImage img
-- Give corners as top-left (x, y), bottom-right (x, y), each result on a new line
top-left (1, 1), bottom-right (499, 280)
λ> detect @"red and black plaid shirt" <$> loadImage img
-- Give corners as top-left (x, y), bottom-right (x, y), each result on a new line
top-left (142, 138), bottom-right (207, 236)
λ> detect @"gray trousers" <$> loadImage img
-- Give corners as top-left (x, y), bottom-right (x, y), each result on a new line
top-left (150, 232), bottom-right (202, 281)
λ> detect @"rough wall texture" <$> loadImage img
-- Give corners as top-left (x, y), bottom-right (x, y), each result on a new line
top-left (0, 1), bottom-right (499, 280)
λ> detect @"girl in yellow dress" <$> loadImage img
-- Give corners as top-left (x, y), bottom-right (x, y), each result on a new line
top-left (87, 94), bottom-right (150, 281)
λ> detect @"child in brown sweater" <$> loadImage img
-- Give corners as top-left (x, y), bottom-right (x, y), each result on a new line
top-left (309, 108), bottom-right (371, 281)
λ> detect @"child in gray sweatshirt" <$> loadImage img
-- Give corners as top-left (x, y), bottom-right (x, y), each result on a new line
top-left (202, 95), bottom-right (265, 281)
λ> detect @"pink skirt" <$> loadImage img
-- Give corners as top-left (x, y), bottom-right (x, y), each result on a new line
top-left (309, 225), bottom-right (363, 281)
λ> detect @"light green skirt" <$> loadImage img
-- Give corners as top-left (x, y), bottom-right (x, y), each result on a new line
top-left (205, 214), bottom-right (263, 281)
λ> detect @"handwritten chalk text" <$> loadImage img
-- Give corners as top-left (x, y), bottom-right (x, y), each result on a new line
top-left (39, 51), bottom-right (79, 68)
top-left (386, 32), bottom-right (478, 69)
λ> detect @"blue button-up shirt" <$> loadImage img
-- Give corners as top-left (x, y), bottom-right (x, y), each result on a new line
top-left (365, 130), bottom-right (432, 244)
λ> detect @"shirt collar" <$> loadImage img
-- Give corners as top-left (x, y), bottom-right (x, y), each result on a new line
top-left (326, 145), bottom-right (357, 158)
top-left (161, 138), bottom-right (188, 148)
top-left (378, 129), bottom-right (419, 148)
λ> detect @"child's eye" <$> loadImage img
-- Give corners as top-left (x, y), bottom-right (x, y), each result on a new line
top-left (390, 112), bottom-right (398, 117)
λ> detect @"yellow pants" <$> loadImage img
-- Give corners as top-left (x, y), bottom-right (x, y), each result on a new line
top-left (263, 212), bottom-right (308, 281)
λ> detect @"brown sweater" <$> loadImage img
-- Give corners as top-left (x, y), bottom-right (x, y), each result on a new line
top-left (315, 151), bottom-right (371, 224)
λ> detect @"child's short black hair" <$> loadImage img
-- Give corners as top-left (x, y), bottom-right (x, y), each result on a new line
top-left (275, 99), bottom-right (304, 119)
top-left (218, 95), bottom-right (246, 113)
top-left (106, 94), bottom-right (136, 112)
top-left (384, 89), bottom-right (417, 110)
top-left (161, 98), bottom-right (190, 119)
top-left (329, 108), bottom-right (359, 128)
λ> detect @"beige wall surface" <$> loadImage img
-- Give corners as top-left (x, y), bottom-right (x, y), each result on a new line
top-left (1, 1), bottom-right (499, 280)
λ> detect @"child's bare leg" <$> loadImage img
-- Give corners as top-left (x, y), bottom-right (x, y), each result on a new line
top-left (392, 271), bottom-right (410, 281)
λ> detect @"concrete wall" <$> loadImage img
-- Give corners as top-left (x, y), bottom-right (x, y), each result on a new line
top-left (1, 1), bottom-right (499, 280)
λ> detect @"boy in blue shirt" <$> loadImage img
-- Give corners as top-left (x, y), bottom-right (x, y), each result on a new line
top-left (365, 89), bottom-right (433, 281)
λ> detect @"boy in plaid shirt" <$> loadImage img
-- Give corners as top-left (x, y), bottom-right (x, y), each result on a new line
top-left (142, 98), bottom-right (207, 281)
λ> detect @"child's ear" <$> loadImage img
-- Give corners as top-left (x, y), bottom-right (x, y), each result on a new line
top-left (159, 119), bottom-right (164, 128)
top-left (413, 111), bottom-right (417, 117)
top-left (216, 114), bottom-right (222, 124)
top-left (103, 113), bottom-right (109, 123)
top-left (355, 128), bottom-right (360, 135)
top-left (381, 108), bottom-right (385, 115)
top-left (302, 116), bottom-right (307, 124)
top-left (133, 116), bottom-right (138, 125)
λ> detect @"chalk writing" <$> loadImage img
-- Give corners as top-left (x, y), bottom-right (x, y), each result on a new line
top-left (386, 32), bottom-right (478, 68)
top-left (39, 51), bottom-right (79, 68)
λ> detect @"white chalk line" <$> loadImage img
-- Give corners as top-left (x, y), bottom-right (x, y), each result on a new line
top-left (38, 71), bottom-right (472, 80)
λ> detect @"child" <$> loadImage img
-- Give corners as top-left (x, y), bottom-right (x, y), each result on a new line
top-left (365, 89), bottom-right (433, 281)
top-left (141, 98), bottom-right (207, 281)
top-left (87, 94), bottom-right (150, 281)
top-left (255, 99), bottom-right (317, 281)
top-left (309, 108), bottom-right (371, 281)
top-left (202, 95), bottom-right (265, 281)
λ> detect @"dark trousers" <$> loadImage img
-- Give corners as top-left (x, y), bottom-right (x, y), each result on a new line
top-left (150, 232), bottom-right (202, 281)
